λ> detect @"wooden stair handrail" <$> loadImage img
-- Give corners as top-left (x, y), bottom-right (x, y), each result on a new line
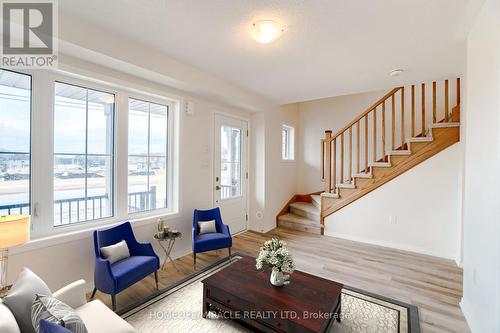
top-left (325, 86), bottom-right (402, 142)
top-left (321, 78), bottom-right (461, 196)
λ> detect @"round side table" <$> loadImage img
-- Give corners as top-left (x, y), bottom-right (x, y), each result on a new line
top-left (154, 232), bottom-right (182, 272)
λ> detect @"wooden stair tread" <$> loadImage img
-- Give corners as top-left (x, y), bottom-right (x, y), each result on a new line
top-left (388, 150), bottom-right (411, 156)
top-left (353, 172), bottom-right (372, 179)
top-left (320, 192), bottom-right (339, 199)
top-left (430, 122), bottom-right (460, 128)
top-left (278, 213), bottom-right (324, 228)
top-left (289, 201), bottom-right (320, 215)
top-left (407, 136), bottom-right (433, 143)
top-left (336, 182), bottom-right (356, 189)
top-left (369, 161), bottom-right (391, 168)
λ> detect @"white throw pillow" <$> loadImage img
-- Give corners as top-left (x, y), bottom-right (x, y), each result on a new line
top-left (3, 267), bottom-right (52, 333)
top-left (100, 240), bottom-right (130, 264)
top-left (31, 294), bottom-right (88, 333)
top-left (198, 220), bottom-right (217, 235)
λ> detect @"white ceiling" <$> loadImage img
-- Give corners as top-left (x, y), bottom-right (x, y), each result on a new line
top-left (59, 0), bottom-right (476, 104)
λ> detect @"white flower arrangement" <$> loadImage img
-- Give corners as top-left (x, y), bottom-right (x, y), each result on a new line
top-left (256, 238), bottom-right (295, 284)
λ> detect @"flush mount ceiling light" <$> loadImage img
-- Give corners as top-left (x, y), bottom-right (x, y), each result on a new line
top-left (251, 20), bottom-right (285, 44)
top-left (389, 69), bottom-right (405, 77)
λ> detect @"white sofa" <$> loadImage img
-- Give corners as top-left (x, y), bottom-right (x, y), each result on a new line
top-left (0, 280), bottom-right (137, 333)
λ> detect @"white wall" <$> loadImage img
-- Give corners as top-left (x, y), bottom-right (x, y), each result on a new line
top-left (7, 55), bottom-right (254, 292)
top-left (297, 91), bottom-right (383, 194)
top-left (461, 0), bottom-right (500, 331)
top-left (325, 143), bottom-right (462, 260)
top-left (249, 112), bottom-right (267, 232)
top-left (263, 104), bottom-right (299, 232)
top-left (249, 104), bottom-right (300, 233)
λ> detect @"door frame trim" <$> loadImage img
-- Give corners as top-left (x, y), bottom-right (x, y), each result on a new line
top-left (212, 111), bottom-right (250, 232)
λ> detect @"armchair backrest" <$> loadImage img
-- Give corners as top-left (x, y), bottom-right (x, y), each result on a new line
top-left (93, 221), bottom-right (136, 258)
top-left (193, 208), bottom-right (223, 235)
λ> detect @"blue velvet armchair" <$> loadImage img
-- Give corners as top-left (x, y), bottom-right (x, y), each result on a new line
top-left (192, 208), bottom-right (232, 265)
top-left (91, 221), bottom-right (160, 311)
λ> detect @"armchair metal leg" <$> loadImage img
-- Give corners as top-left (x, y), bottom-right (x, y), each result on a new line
top-left (111, 295), bottom-right (116, 312)
top-left (90, 288), bottom-right (97, 300)
top-left (193, 253), bottom-right (197, 266)
top-left (228, 247), bottom-right (232, 257)
top-left (154, 271), bottom-right (159, 290)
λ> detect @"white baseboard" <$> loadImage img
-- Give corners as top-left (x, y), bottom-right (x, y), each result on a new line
top-left (459, 298), bottom-right (479, 333)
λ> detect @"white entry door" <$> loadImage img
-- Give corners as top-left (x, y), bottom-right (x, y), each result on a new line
top-left (214, 114), bottom-right (248, 234)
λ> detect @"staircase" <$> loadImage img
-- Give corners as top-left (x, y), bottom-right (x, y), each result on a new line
top-left (277, 194), bottom-right (323, 234)
top-left (277, 78), bottom-right (461, 235)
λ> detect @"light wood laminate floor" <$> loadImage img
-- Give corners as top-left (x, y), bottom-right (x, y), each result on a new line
top-left (90, 228), bottom-right (469, 333)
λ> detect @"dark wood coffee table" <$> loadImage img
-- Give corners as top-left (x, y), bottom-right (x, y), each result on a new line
top-left (201, 256), bottom-right (343, 333)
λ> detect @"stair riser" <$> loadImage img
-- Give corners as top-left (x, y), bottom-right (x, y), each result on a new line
top-left (278, 220), bottom-right (322, 235)
top-left (386, 155), bottom-right (408, 165)
top-left (352, 178), bottom-right (371, 188)
top-left (290, 207), bottom-right (320, 221)
top-left (338, 188), bottom-right (358, 197)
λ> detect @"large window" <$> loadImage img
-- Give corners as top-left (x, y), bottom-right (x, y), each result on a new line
top-left (0, 69), bottom-right (31, 216)
top-left (53, 82), bottom-right (115, 226)
top-left (128, 98), bottom-right (168, 213)
top-left (0, 70), bottom-right (178, 238)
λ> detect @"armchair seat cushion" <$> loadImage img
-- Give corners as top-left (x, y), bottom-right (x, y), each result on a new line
top-left (194, 232), bottom-right (231, 253)
top-left (76, 300), bottom-right (137, 333)
top-left (111, 256), bottom-right (158, 292)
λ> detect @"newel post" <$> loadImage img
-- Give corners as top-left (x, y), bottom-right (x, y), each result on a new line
top-left (324, 130), bottom-right (333, 193)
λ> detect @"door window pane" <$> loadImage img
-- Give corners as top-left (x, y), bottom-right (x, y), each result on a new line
top-left (128, 99), bottom-right (168, 213)
top-left (0, 69), bottom-right (31, 216)
top-left (220, 126), bottom-right (241, 199)
top-left (54, 82), bottom-right (114, 226)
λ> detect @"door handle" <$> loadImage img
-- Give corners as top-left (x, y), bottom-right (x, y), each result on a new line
top-left (216, 185), bottom-right (221, 190)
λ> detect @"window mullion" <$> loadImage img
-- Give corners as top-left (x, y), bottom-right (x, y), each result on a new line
top-left (147, 102), bottom-right (151, 210)
top-left (84, 89), bottom-right (89, 222)
top-left (31, 71), bottom-right (55, 237)
top-left (115, 92), bottom-right (129, 219)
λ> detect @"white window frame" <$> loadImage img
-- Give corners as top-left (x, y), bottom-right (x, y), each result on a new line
top-left (282, 124), bottom-right (295, 161)
top-left (13, 69), bottom-right (180, 239)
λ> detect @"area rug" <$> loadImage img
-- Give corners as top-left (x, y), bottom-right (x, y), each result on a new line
top-left (121, 255), bottom-right (420, 333)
